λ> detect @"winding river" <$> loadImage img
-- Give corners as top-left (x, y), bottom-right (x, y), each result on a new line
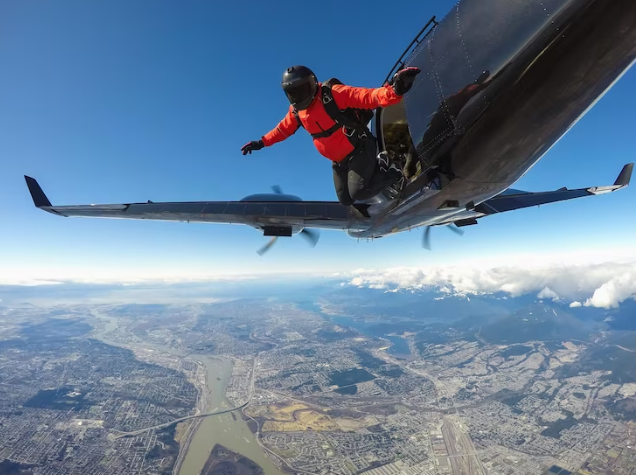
top-left (91, 313), bottom-right (284, 475)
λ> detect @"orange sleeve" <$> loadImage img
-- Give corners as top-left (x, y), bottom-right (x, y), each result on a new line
top-left (331, 83), bottom-right (402, 110)
top-left (261, 107), bottom-right (301, 147)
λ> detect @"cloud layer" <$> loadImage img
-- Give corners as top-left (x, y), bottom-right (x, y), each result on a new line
top-left (342, 259), bottom-right (636, 309)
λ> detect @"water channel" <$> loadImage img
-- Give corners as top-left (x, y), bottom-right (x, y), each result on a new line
top-left (297, 301), bottom-right (413, 358)
top-left (91, 313), bottom-right (285, 475)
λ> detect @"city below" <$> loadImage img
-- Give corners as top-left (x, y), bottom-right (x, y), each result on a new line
top-left (1, 288), bottom-right (635, 475)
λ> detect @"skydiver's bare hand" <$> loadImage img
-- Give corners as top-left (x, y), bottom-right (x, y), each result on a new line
top-left (391, 67), bottom-right (421, 96)
top-left (241, 140), bottom-right (264, 155)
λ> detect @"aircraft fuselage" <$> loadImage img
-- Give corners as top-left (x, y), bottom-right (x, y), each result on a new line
top-left (351, 0), bottom-right (636, 238)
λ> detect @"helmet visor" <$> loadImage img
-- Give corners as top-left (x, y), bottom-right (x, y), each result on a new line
top-left (284, 81), bottom-right (316, 107)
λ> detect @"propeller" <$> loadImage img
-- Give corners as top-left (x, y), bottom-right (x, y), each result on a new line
top-left (256, 185), bottom-right (321, 255)
top-left (422, 223), bottom-right (464, 250)
top-left (256, 228), bottom-right (320, 256)
top-left (299, 228), bottom-right (320, 246)
top-left (257, 237), bottom-right (278, 256)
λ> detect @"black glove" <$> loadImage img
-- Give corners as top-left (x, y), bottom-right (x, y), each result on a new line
top-left (391, 67), bottom-right (421, 96)
top-left (241, 140), bottom-right (264, 155)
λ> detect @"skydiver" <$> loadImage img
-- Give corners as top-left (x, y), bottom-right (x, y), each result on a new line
top-left (241, 65), bottom-right (421, 205)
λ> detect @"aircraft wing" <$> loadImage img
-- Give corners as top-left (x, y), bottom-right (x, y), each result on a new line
top-left (454, 163), bottom-right (633, 226)
top-left (24, 176), bottom-right (365, 232)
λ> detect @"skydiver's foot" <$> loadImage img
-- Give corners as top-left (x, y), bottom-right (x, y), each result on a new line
top-left (388, 161), bottom-right (403, 181)
top-left (377, 151), bottom-right (390, 172)
top-left (387, 161), bottom-right (398, 175)
top-left (387, 163), bottom-right (406, 197)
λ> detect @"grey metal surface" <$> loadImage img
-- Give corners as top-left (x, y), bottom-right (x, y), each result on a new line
top-left (359, 0), bottom-right (636, 236)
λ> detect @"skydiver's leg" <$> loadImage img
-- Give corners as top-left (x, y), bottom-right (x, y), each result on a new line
top-left (348, 139), bottom-right (401, 201)
top-left (332, 161), bottom-right (353, 206)
top-left (347, 150), bottom-right (378, 201)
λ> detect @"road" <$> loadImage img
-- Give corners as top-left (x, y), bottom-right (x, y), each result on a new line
top-left (111, 402), bottom-right (248, 439)
top-left (117, 356), bottom-right (259, 449)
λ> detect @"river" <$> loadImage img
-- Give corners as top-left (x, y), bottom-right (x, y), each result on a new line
top-left (177, 355), bottom-right (285, 475)
top-left (90, 312), bottom-right (285, 475)
top-left (297, 301), bottom-right (413, 358)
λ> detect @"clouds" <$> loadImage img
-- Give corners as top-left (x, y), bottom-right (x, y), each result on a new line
top-left (537, 287), bottom-right (560, 301)
top-left (0, 267), bottom-right (261, 286)
top-left (0, 278), bottom-right (63, 287)
top-left (342, 259), bottom-right (636, 309)
top-left (584, 272), bottom-right (636, 308)
top-left (2, 247), bottom-right (635, 310)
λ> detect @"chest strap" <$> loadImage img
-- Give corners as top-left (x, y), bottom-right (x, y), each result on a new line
top-left (301, 86), bottom-right (369, 141)
top-left (311, 123), bottom-right (342, 139)
top-left (294, 108), bottom-right (339, 138)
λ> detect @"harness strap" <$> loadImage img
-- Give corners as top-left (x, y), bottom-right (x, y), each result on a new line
top-left (292, 109), bottom-right (302, 129)
top-left (311, 123), bottom-right (341, 139)
top-left (333, 133), bottom-right (371, 170)
top-left (308, 86), bottom-right (370, 142)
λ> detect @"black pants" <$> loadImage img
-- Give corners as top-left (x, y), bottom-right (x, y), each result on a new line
top-left (332, 136), bottom-right (396, 205)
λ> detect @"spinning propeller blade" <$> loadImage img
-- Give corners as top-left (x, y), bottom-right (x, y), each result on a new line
top-left (422, 226), bottom-right (432, 250)
top-left (448, 223), bottom-right (465, 236)
top-left (300, 228), bottom-right (320, 247)
top-left (257, 237), bottom-right (278, 256)
top-left (255, 185), bottom-right (320, 255)
top-left (421, 223), bottom-right (464, 250)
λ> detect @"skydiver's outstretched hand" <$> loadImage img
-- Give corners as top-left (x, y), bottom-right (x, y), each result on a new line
top-left (241, 140), bottom-right (264, 155)
top-left (391, 67), bottom-right (421, 96)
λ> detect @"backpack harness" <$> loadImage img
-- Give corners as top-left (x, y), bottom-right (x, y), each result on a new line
top-left (292, 78), bottom-right (375, 152)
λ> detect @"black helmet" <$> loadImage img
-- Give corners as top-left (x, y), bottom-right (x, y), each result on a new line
top-left (281, 65), bottom-right (318, 111)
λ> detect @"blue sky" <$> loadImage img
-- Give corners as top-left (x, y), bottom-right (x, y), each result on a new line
top-left (1, 0), bottom-right (635, 283)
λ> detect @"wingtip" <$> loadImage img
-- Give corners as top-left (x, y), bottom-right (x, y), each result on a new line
top-left (24, 175), bottom-right (52, 208)
top-left (614, 163), bottom-right (634, 187)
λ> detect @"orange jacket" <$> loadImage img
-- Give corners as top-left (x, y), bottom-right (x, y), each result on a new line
top-left (261, 83), bottom-right (402, 162)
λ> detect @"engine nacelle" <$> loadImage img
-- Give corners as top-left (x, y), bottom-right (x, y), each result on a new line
top-left (262, 226), bottom-right (293, 237)
top-left (240, 193), bottom-right (302, 202)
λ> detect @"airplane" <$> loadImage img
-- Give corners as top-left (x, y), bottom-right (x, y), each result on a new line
top-left (25, 0), bottom-right (636, 254)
